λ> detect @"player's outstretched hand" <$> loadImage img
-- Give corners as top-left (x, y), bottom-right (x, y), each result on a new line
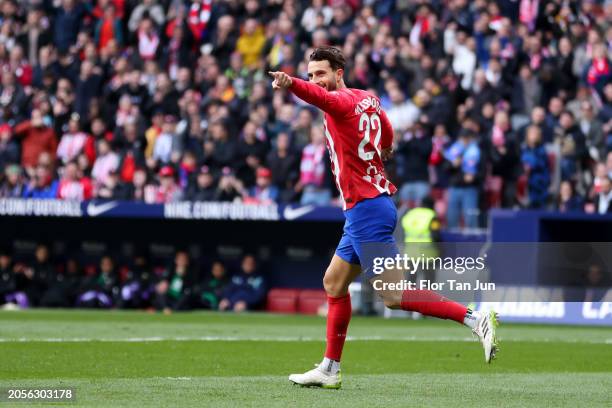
top-left (268, 71), bottom-right (292, 89)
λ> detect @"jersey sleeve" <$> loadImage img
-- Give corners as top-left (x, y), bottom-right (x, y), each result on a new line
top-left (289, 78), bottom-right (354, 117)
top-left (379, 109), bottom-right (394, 149)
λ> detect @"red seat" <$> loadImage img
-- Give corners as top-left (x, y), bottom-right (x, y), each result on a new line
top-left (297, 289), bottom-right (327, 315)
top-left (266, 288), bottom-right (299, 314)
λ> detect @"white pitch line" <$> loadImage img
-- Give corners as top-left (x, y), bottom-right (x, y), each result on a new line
top-left (0, 336), bottom-right (610, 344)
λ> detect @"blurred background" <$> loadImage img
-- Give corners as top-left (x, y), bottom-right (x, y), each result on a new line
top-left (0, 0), bottom-right (610, 325)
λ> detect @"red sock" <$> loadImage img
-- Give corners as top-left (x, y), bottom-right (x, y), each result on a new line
top-left (400, 290), bottom-right (467, 324)
top-left (324, 293), bottom-right (352, 361)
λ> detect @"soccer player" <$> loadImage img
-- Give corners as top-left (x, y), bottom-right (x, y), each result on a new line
top-left (269, 46), bottom-right (498, 389)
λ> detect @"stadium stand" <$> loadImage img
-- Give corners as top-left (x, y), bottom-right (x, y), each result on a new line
top-left (0, 0), bottom-right (611, 311)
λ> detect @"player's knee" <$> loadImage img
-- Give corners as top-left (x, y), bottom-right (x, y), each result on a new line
top-left (322, 274), bottom-right (346, 297)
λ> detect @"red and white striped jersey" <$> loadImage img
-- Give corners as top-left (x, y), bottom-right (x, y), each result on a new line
top-left (290, 78), bottom-right (397, 210)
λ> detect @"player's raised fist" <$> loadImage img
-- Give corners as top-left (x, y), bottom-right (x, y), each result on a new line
top-left (268, 71), bottom-right (292, 89)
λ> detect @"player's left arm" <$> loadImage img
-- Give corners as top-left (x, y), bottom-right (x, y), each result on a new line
top-left (269, 71), bottom-right (353, 117)
top-left (379, 108), bottom-right (395, 161)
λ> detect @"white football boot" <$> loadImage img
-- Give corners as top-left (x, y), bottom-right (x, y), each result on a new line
top-left (289, 365), bottom-right (341, 389)
top-left (473, 310), bottom-right (499, 363)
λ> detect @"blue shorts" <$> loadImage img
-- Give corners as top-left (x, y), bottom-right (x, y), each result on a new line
top-left (335, 194), bottom-right (399, 279)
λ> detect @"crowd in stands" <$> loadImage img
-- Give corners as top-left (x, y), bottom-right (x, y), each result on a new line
top-left (0, 0), bottom-right (610, 228)
top-left (0, 244), bottom-right (267, 312)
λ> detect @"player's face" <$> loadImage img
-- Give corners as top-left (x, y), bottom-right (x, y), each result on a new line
top-left (307, 60), bottom-right (342, 91)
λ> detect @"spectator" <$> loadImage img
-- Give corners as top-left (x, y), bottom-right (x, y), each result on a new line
top-left (152, 165), bottom-right (182, 203)
top-left (91, 138), bottom-right (120, 189)
top-left (219, 254), bottom-right (266, 312)
top-left (488, 111), bottom-right (521, 208)
top-left (590, 176), bottom-right (612, 215)
top-left (22, 163), bottom-right (58, 199)
top-left (57, 161), bottom-right (93, 201)
top-left (444, 129), bottom-right (482, 229)
top-left (301, 0), bottom-right (333, 33)
top-left (298, 126), bottom-right (331, 206)
top-left (211, 16), bottom-right (238, 71)
top-left (396, 122), bottom-right (432, 207)
top-left (18, 244), bottom-right (54, 307)
top-left (0, 124), bottom-right (19, 171)
top-left (0, 164), bottom-right (25, 197)
top-left (56, 113), bottom-right (95, 165)
top-left (236, 121), bottom-right (267, 187)
top-left (386, 87), bottom-right (420, 133)
top-left (136, 17), bottom-right (160, 62)
top-left (186, 0), bottom-right (213, 43)
top-left (599, 84), bottom-right (612, 147)
top-left (266, 132), bottom-right (299, 202)
top-left (187, 165), bottom-right (217, 201)
top-left (512, 65), bottom-right (541, 117)
top-left (115, 94), bottom-right (140, 129)
top-left (556, 181), bottom-right (584, 213)
top-left (131, 168), bottom-right (148, 201)
top-left (128, 0), bottom-right (165, 33)
top-left (589, 162), bottom-right (609, 201)
top-left (521, 126), bottom-right (550, 209)
top-left (246, 167), bottom-right (279, 204)
top-left (584, 42), bottom-right (611, 97)
top-left (199, 260), bottom-right (229, 310)
top-left (17, 6), bottom-right (51, 66)
top-left (554, 110), bottom-right (587, 182)
top-left (40, 257), bottom-right (83, 308)
top-left (0, 248), bottom-right (28, 309)
top-left (522, 106), bottom-right (553, 144)
top-left (117, 122), bottom-right (146, 184)
top-left (236, 18), bottom-right (266, 69)
top-left (95, 3), bottom-right (124, 51)
top-left (96, 168), bottom-right (132, 200)
top-left (53, 0), bottom-right (85, 53)
top-left (13, 109), bottom-right (57, 176)
top-left (203, 121), bottom-right (236, 172)
top-left (117, 252), bottom-right (154, 309)
top-left (578, 101), bottom-right (605, 162)
top-left (145, 110), bottom-right (164, 160)
top-left (216, 166), bottom-right (245, 202)
top-left (329, 4), bottom-right (354, 44)
top-left (153, 250), bottom-right (199, 313)
top-left (74, 60), bottom-right (103, 119)
top-left (429, 124), bottom-right (450, 187)
top-left (291, 109), bottom-right (314, 150)
top-left (76, 255), bottom-right (118, 308)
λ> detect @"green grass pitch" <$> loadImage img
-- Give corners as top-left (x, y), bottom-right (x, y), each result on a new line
top-left (1, 310), bottom-right (611, 407)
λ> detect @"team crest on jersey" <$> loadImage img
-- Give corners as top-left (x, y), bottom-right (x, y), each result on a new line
top-left (354, 97), bottom-right (381, 115)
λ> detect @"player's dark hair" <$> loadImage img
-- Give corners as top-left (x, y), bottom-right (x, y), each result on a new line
top-left (309, 46), bottom-right (346, 71)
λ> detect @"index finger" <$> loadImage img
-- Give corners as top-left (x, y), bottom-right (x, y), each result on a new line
top-left (268, 71), bottom-right (280, 78)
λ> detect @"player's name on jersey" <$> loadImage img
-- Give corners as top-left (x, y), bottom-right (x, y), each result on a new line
top-left (164, 201), bottom-right (280, 221)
